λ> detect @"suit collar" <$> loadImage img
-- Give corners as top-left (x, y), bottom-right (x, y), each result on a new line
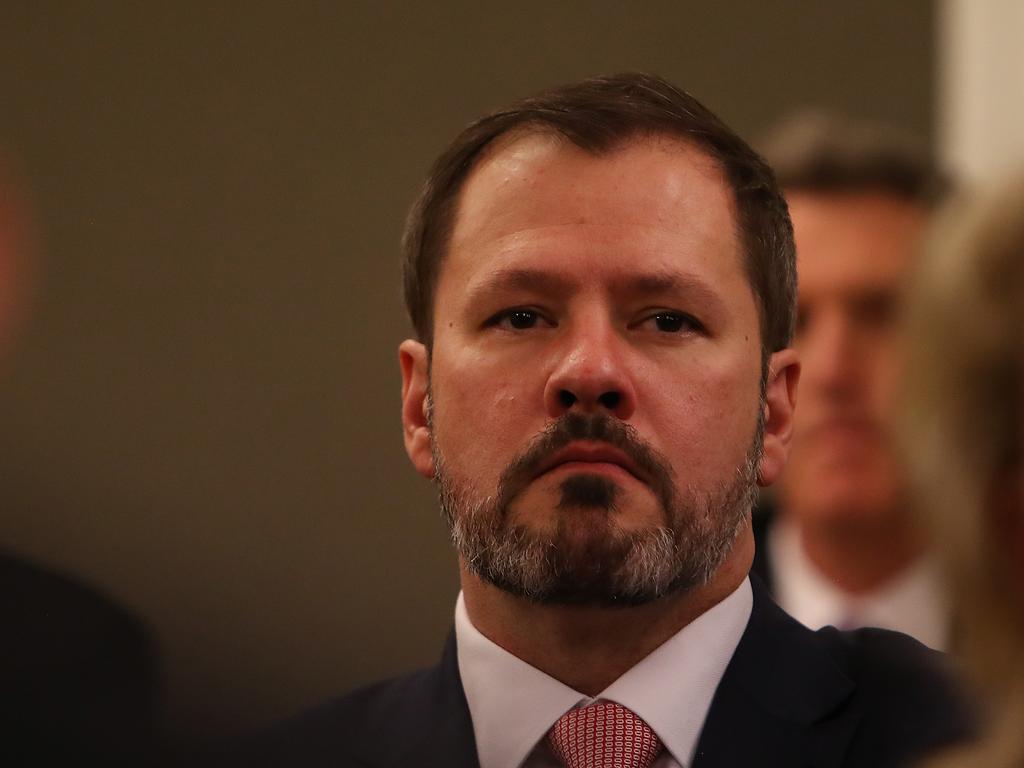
top-left (455, 581), bottom-right (752, 768)
top-left (355, 578), bottom-right (860, 768)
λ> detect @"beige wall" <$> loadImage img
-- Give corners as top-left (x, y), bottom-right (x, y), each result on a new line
top-left (938, 0), bottom-right (1024, 185)
top-left (0, 2), bottom-right (937, 737)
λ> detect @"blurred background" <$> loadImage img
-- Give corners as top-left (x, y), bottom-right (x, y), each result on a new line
top-left (0, 0), bottom-right (1019, 743)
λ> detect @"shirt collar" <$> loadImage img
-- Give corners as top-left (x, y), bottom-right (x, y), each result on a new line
top-left (769, 515), bottom-right (949, 649)
top-left (455, 578), bottom-right (752, 768)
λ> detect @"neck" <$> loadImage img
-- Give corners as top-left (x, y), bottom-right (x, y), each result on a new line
top-left (460, 528), bottom-right (753, 696)
top-left (793, 514), bottom-right (926, 594)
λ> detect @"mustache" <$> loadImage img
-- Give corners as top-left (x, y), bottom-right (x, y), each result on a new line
top-left (495, 413), bottom-right (677, 511)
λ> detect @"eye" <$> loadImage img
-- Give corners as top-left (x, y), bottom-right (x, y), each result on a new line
top-left (645, 311), bottom-right (703, 334)
top-left (486, 308), bottom-right (550, 331)
top-left (852, 292), bottom-right (897, 329)
top-left (508, 310), bottom-right (539, 329)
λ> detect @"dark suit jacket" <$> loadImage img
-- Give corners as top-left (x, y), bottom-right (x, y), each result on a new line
top-left (0, 550), bottom-right (160, 765)
top-left (751, 501), bottom-right (777, 591)
top-left (237, 577), bottom-right (973, 768)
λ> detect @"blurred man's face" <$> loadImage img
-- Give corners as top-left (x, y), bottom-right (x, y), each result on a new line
top-left (400, 133), bottom-right (796, 605)
top-left (780, 191), bottom-right (926, 531)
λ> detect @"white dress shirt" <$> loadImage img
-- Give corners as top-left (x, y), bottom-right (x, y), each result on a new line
top-left (768, 516), bottom-right (950, 650)
top-left (455, 578), bottom-right (752, 768)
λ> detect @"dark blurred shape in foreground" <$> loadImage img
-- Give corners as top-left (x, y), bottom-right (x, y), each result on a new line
top-left (0, 153), bottom-right (162, 764)
top-left (0, 551), bottom-right (160, 764)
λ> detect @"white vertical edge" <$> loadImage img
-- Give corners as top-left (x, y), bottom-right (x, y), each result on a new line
top-left (938, 0), bottom-right (1024, 187)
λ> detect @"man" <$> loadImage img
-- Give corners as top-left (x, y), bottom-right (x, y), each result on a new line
top-left (751, 114), bottom-right (950, 649)
top-left (245, 74), bottom-right (970, 767)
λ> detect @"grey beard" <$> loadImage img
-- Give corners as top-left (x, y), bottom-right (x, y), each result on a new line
top-left (431, 408), bottom-right (763, 607)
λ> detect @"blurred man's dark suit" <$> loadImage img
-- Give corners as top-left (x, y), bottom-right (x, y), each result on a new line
top-left (0, 549), bottom-right (160, 765)
top-left (751, 502), bottom-right (778, 590)
top-left (235, 578), bottom-right (973, 768)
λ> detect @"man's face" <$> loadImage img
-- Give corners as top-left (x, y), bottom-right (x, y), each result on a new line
top-left (400, 133), bottom-right (796, 605)
top-left (779, 191), bottom-right (925, 530)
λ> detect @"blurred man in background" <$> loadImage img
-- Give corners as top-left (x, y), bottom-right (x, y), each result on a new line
top-left (752, 113), bottom-right (950, 648)
top-left (0, 154), bottom-right (161, 765)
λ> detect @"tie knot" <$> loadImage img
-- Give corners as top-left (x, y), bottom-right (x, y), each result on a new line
top-left (547, 701), bottom-right (663, 768)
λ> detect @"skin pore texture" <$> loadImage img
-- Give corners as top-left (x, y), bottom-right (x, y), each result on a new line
top-left (400, 133), bottom-right (799, 695)
top-left (779, 191), bottom-right (928, 593)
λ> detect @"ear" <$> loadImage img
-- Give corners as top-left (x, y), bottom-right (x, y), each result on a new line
top-left (757, 348), bottom-right (800, 487)
top-left (399, 339), bottom-right (435, 479)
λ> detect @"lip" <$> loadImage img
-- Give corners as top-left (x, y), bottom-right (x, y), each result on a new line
top-left (534, 442), bottom-right (646, 483)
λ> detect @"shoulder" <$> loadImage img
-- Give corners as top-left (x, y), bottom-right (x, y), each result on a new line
top-left (716, 579), bottom-right (976, 767)
top-left (220, 637), bottom-right (477, 768)
top-left (273, 666), bottom-right (448, 748)
top-left (820, 626), bottom-right (976, 756)
top-left (821, 624), bottom-right (956, 689)
top-left (205, 673), bottom-right (429, 768)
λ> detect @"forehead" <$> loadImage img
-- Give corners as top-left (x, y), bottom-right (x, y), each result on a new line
top-left (441, 132), bottom-right (744, 293)
top-left (787, 190), bottom-right (926, 293)
top-left (454, 132), bottom-right (732, 244)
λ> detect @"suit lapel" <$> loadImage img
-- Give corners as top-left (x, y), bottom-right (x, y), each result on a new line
top-left (692, 578), bottom-right (860, 768)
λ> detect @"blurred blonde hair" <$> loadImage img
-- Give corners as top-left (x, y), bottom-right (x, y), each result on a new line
top-left (903, 173), bottom-right (1024, 767)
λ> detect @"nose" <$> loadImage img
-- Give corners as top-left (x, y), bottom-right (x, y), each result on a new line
top-left (799, 309), bottom-right (862, 401)
top-left (543, 321), bottom-right (637, 420)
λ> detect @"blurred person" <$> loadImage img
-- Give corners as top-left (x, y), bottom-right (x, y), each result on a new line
top-left (234, 74), bottom-right (972, 768)
top-left (752, 113), bottom-right (951, 648)
top-left (0, 154), bottom-right (161, 765)
top-left (904, 174), bottom-right (1024, 768)
top-left (0, 153), bottom-right (30, 359)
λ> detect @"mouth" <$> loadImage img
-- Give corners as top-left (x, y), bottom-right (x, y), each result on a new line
top-left (534, 442), bottom-right (647, 484)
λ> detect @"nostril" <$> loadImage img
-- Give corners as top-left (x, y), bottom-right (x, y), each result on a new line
top-left (598, 391), bottom-right (620, 410)
top-left (558, 390), bottom-right (577, 409)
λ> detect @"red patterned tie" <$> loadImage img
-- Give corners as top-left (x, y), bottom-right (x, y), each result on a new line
top-left (547, 701), bottom-right (663, 768)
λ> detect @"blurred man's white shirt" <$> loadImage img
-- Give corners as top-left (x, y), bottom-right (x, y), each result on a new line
top-left (769, 515), bottom-right (949, 650)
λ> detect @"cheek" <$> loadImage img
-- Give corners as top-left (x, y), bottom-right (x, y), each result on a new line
top-left (644, 363), bottom-right (761, 484)
top-left (429, 350), bottom-right (542, 478)
top-left (872, 335), bottom-right (901, 396)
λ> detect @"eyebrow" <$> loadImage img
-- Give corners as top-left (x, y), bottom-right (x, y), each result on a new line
top-left (466, 266), bottom-right (729, 313)
top-left (622, 271), bottom-right (713, 296)
top-left (466, 268), bottom-right (575, 300)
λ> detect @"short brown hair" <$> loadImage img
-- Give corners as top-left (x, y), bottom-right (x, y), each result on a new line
top-left (758, 110), bottom-right (947, 205)
top-left (402, 72), bottom-right (796, 356)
